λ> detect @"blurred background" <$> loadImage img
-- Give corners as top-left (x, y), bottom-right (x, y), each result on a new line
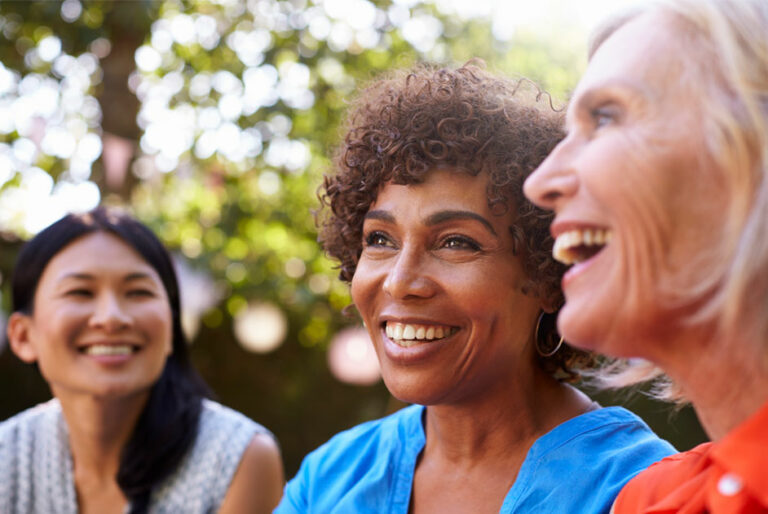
top-left (0, 0), bottom-right (706, 475)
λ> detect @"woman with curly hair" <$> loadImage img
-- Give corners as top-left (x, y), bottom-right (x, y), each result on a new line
top-left (274, 63), bottom-right (674, 513)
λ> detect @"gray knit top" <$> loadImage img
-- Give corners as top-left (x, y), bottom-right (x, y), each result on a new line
top-left (0, 398), bottom-right (268, 513)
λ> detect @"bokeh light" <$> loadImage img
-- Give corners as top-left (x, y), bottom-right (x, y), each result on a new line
top-left (174, 257), bottom-right (223, 342)
top-left (233, 302), bottom-right (288, 353)
top-left (327, 327), bottom-right (381, 386)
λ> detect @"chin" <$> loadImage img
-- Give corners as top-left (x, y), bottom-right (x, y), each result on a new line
top-left (382, 375), bottom-right (447, 406)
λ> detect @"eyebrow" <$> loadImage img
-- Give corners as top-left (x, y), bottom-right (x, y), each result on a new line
top-left (426, 210), bottom-right (497, 236)
top-left (364, 210), bottom-right (396, 223)
top-left (58, 272), bottom-right (155, 282)
top-left (364, 209), bottom-right (497, 236)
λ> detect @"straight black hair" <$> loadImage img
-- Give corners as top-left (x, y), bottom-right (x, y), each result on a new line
top-left (10, 207), bottom-right (211, 514)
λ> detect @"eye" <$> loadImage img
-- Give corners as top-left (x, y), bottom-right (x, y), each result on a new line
top-left (441, 235), bottom-right (480, 251)
top-left (364, 231), bottom-right (395, 248)
top-left (65, 288), bottom-right (93, 297)
top-left (127, 289), bottom-right (155, 298)
top-left (590, 106), bottom-right (617, 129)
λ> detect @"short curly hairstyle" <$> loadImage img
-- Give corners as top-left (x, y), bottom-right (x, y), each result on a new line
top-left (319, 63), bottom-right (595, 380)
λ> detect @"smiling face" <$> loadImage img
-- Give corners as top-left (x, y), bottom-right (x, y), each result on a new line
top-left (523, 12), bottom-right (729, 359)
top-left (9, 231), bottom-right (173, 400)
top-left (351, 168), bottom-right (543, 405)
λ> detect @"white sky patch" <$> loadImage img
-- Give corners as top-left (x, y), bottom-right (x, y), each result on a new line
top-left (487, 0), bottom-right (651, 40)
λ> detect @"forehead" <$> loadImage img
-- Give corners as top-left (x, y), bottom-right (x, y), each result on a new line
top-left (572, 11), bottom-right (695, 111)
top-left (40, 231), bottom-right (159, 283)
top-left (372, 168), bottom-right (493, 213)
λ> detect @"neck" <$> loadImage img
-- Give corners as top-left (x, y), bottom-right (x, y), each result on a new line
top-left (422, 366), bottom-right (592, 465)
top-left (654, 330), bottom-right (768, 441)
top-left (56, 390), bottom-right (150, 482)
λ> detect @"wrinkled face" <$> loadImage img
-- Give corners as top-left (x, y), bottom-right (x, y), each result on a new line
top-left (17, 232), bottom-right (173, 400)
top-left (523, 12), bottom-right (728, 359)
top-left (351, 168), bottom-right (542, 405)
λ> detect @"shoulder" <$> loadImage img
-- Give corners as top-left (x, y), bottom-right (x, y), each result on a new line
top-left (0, 400), bottom-right (68, 514)
top-left (0, 399), bottom-right (61, 446)
top-left (552, 406), bottom-right (677, 455)
top-left (511, 407), bottom-right (677, 513)
top-left (299, 403), bottom-right (422, 473)
top-left (197, 399), bottom-right (271, 440)
top-left (217, 430), bottom-right (284, 514)
top-left (275, 404), bottom-right (424, 513)
top-left (189, 399), bottom-right (272, 471)
top-left (548, 406), bottom-right (677, 471)
top-left (613, 443), bottom-right (712, 512)
top-left (151, 400), bottom-right (277, 512)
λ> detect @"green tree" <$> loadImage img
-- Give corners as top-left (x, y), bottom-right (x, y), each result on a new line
top-left (0, 0), bottom-right (705, 473)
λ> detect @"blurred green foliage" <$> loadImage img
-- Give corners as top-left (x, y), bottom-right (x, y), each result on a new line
top-left (0, 0), bottom-right (706, 475)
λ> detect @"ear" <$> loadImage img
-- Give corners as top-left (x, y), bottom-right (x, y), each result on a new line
top-left (537, 291), bottom-right (562, 314)
top-left (7, 312), bottom-right (39, 363)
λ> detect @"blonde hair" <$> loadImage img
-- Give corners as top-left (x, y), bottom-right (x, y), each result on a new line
top-left (587, 0), bottom-right (768, 401)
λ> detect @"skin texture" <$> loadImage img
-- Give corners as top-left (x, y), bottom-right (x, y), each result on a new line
top-left (9, 232), bottom-right (173, 400)
top-left (7, 232), bottom-right (283, 512)
top-left (352, 168), bottom-right (594, 512)
top-left (524, 12), bottom-right (727, 362)
top-left (524, 12), bottom-right (768, 440)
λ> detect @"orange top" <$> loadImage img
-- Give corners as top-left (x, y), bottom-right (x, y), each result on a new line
top-left (614, 400), bottom-right (768, 513)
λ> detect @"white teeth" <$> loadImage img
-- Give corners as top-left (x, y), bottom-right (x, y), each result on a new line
top-left (385, 322), bottom-right (455, 346)
top-left (553, 228), bottom-right (613, 265)
top-left (83, 344), bottom-right (134, 356)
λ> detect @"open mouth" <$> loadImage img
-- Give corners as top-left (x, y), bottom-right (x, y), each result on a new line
top-left (79, 344), bottom-right (139, 356)
top-left (384, 321), bottom-right (458, 348)
top-left (553, 228), bottom-right (613, 265)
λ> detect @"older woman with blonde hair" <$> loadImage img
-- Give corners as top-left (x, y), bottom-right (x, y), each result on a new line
top-left (524, 0), bottom-right (768, 511)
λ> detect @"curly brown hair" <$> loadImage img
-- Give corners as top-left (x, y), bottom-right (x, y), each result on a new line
top-left (319, 62), bottom-right (595, 380)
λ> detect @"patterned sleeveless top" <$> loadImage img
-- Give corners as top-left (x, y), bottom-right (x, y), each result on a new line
top-left (0, 398), bottom-right (270, 513)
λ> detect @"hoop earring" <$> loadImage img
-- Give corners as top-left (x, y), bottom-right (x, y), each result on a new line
top-left (534, 311), bottom-right (564, 358)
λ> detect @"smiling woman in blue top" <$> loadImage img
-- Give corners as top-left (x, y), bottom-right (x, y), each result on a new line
top-left (274, 63), bottom-right (674, 513)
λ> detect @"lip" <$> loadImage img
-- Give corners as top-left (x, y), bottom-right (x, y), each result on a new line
top-left (77, 341), bottom-right (143, 366)
top-left (378, 316), bottom-right (460, 365)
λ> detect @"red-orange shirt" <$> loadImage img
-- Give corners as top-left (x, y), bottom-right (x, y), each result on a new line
top-left (614, 400), bottom-right (768, 513)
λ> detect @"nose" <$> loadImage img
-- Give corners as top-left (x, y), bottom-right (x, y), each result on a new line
top-left (89, 292), bottom-right (132, 332)
top-left (382, 246), bottom-right (437, 300)
top-left (523, 139), bottom-right (579, 211)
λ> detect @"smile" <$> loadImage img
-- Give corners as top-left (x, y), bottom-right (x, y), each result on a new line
top-left (384, 321), bottom-right (458, 347)
top-left (80, 344), bottom-right (138, 356)
top-left (553, 228), bottom-right (613, 265)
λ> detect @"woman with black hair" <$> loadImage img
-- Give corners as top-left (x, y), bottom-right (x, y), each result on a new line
top-left (0, 207), bottom-right (283, 513)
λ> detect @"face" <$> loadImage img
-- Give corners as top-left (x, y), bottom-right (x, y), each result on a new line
top-left (351, 168), bottom-right (543, 406)
top-left (523, 12), bottom-right (728, 359)
top-left (9, 231), bottom-right (173, 400)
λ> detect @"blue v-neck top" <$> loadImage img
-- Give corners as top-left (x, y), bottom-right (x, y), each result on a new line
top-left (275, 404), bottom-right (675, 513)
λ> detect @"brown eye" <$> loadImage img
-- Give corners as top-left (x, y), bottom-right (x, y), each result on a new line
top-left (442, 235), bottom-right (480, 251)
top-left (364, 231), bottom-right (394, 248)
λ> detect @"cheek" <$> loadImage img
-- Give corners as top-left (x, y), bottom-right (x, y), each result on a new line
top-left (137, 304), bottom-right (174, 351)
top-left (350, 265), bottom-right (376, 317)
